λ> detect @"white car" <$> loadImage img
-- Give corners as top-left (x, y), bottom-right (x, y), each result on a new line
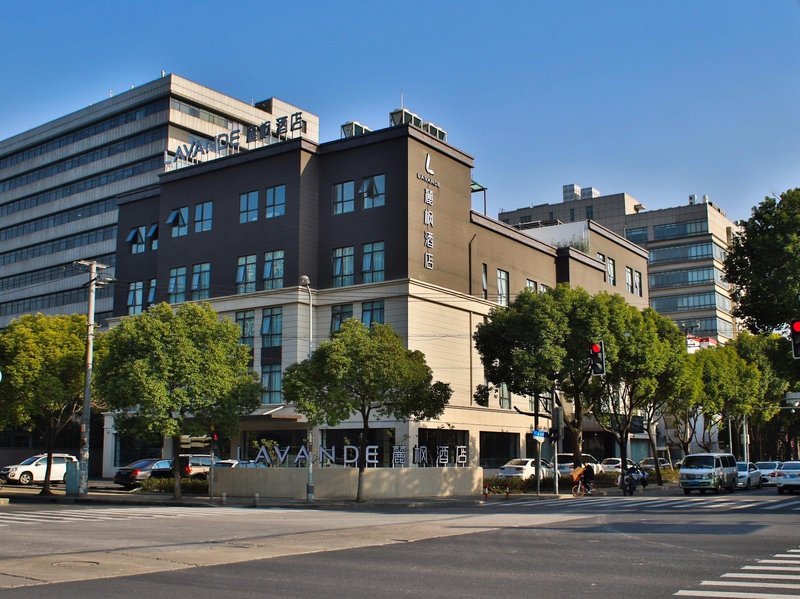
top-left (600, 457), bottom-right (635, 473)
top-left (0, 453), bottom-right (77, 485)
top-left (756, 461), bottom-right (782, 486)
top-left (775, 461), bottom-right (800, 494)
top-left (556, 453), bottom-right (603, 475)
top-left (497, 458), bottom-right (553, 481)
top-left (736, 461), bottom-right (762, 490)
top-left (638, 457), bottom-right (673, 471)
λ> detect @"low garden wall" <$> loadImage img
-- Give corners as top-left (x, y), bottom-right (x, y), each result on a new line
top-left (213, 466), bottom-right (482, 500)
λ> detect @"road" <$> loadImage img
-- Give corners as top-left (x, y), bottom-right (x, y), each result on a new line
top-left (0, 487), bottom-right (798, 598)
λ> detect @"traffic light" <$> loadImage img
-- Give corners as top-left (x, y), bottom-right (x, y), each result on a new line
top-left (590, 341), bottom-right (606, 376)
top-left (791, 320), bottom-right (800, 359)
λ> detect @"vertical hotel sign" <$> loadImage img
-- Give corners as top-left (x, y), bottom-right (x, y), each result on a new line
top-left (417, 153), bottom-right (440, 270)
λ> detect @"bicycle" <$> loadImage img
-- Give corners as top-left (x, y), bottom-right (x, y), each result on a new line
top-left (571, 479), bottom-right (597, 497)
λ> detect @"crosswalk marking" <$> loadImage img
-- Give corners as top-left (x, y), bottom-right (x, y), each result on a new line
top-left (0, 506), bottom-right (251, 527)
top-left (676, 548), bottom-right (800, 597)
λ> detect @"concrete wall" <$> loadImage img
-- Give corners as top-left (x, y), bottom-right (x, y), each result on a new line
top-left (213, 466), bottom-right (483, 500)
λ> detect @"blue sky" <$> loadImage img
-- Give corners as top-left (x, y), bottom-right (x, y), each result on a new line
top-left (2, 1), bottom-right (798, 222)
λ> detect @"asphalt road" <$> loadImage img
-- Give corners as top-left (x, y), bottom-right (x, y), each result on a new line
top-left (0, 487), bottom-right (798, 598)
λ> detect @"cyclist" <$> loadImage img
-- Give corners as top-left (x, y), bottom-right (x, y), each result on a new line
top-left (581, 461), bottom-right (596, 494)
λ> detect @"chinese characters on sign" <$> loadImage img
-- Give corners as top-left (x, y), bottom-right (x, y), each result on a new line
top-left (422, 163), bottom-right (436, 270)
top-left (245, 112), bottom-right (304, 145)
top-left (392, 445), bottom-right (407, 467)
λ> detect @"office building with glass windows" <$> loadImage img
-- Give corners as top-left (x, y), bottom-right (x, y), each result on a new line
top-left (499, 186), bottom-right (740, 344)
top-left (0, 73), bottom-right (318, 330)
top-left (105, 110), bottom-right (649, 477)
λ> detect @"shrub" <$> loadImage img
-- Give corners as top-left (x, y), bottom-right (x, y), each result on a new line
top-left (140, 477), bottom-right (208, 494)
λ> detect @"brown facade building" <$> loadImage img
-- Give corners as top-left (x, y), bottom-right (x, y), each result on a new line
top-left (105, 113), bottom-right (649, 476)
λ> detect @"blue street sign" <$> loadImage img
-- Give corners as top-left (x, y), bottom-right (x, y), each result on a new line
top-left (532, 429), bottom-right (548, 439)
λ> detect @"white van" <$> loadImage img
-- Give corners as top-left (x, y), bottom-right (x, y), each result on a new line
top-left (0, 453), bottom-right (77, 485)
top-left (679, 453), bottom-right (737, 494)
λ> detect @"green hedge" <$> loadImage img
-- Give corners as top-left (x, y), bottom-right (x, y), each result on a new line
top-left (140, 477), bottom-right (208, 494)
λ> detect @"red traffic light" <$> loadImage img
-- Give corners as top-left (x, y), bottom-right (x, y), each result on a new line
top-left (591, 343), bottom-right (602, 354)
top-left (792, 320), bottom-right (800, 333)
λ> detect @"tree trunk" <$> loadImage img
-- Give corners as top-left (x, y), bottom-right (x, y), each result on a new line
top-left (647, 431), bottom-right (663, 485)
top-left (40, 424), bottom-right (55, 496)
top-left (355, 415), bottom-right (370, 503)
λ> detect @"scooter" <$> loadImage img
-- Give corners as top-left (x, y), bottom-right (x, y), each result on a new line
top-left (620, 465), bottom-right (648, 495)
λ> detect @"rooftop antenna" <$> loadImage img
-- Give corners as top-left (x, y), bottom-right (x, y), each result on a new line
top-left (400, 89), bottom-right (404, 109)
top-left (161, 70), bottom-right (166, 78)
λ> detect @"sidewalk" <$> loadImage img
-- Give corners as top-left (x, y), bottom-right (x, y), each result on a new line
top-left (0, 479), bottom-right (680, 509)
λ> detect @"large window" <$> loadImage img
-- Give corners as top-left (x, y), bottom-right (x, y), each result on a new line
top-left (236, 255), bottom-right (257, 294)
top-left (333, 181), bottom-right (355, 214)
top-left (625, 267), bottom-right (634, 293)
top-left (266, 185), bottom-right (285, 219)
top-left (194, 201), bottom-right (213, 232)
top-left (191, 262), bottom-right (211, 300)
top-left (499, 383), bottom-right (511, 409)
top-left (331, 304), bottom-right (353, 332)
top-left (634, 270), bottom-right (643, 297)
top-left (261, 307), bottom-right (282, 348)
top-left (262, 250), bottom-right (284, 289)
top-left (236, 310), bottom-right (255, 349)
top-left (651, 292), bottom-right (731, 313)
top-left (649, 242), bottom-right (727, 265)
top-left (362, 241), bottom-right (385, 283)
top-left (261, 364), bottom-right (282, 404)
top-left (239, 191), bottom-right (259, 223)
top-left (650, 267), bottom-right (723, 289)
top-left (168, 266), bottom-right (187, 304)
top-left (625, 227), bottom-right (648, 244)
top-left (607, 257), bottom-right (616, 286)
top-left (360, 174), bottom-right (385, 209)
top-left (332, 246), bottom-right (354, 287)
top-left (166, 207), bottom-right (189, 237)
top-left (361, 300), bottom-right (385, 326)
top-left (127, 281), bottom-right (144, 315)
top-left (497, 269), bottom-right (509, 306)
top-left (653, 219), bottom-right (708, 241)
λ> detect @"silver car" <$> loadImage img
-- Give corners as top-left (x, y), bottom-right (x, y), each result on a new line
top-left (756, 461), bottom-right (782, 486)
top-left (736, 462), bottom-right (762, 490)
top-left (497, 458), bottom-right (553, 481)
top-left (775, 461), bottom-right (800, 494)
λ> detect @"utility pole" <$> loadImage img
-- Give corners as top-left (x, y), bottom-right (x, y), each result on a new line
top-left (75, 260), bottom-right (109, 496)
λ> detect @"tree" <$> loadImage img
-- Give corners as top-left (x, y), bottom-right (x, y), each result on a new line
top-left (0, 313), bottom-right (88, 495)
top-left (282, 319), bottom-right (452, 502)
top-left (94, 303), bottom-right (262, 499)
top-left (725, 188), bottom-right (800, 332)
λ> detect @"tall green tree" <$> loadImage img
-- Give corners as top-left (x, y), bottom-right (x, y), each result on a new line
top-left (282, 320), bottom-right (452, 502)
top-left (0, 313), bottom-right (88, 495)
top-left (94, 302), bottom-right (261, 499)
top-left (725, 188), bottom-right (800, 332)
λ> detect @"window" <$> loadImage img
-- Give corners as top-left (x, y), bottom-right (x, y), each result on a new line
top-left (194, 201), bottom-right (212, 232)
top-left (168, 266), bottom-right (187, 303)
top-left (482, 264), bottom-right (488, 300)
top-left (239, 191), bottom-right (258, 223)
top-left (526, 279), bottom-right (537, 291)
top-left (653, 219), bottom-right (708, 241)
top-left (332, 246), bottom-right (354, 287)
top-left (649, 266), bottom-right (720, 289)
top-left (331, 304), bottom-right (353, 332)
top-left (497, 269), bottom-right (509, 306)
top-left (236, 310), bottom-right (255, 349)
top-left (540, 283), bottom-right (551, 293)
top-left (626, 227), bottom-right (648, 244)
top-left (126, 226), bottom-right (146, 254)
top-left (266, 185), bottom-right (285, 218)
top-left (147, 278), bottom-right (156, 306)
top-left (362, 241), bottom-right (385, 283)
top-left (262, 250), bottom-right (284, 289)
top-left (127, 281), bottom-right (144, 315)
top-left (236, 255), bottom-right (257, 294)
top-left (607, 258), bottom-right (616, 286)
top-left (166, 207), bottom-right (188, 237)
top-left (333, 181), bottom-right (355, 214)
top-left (261, 364), bottom-right (282, 404)
top-left (649, 242), bottom-right (726, 265)
top-left (585, 205), bottom-right (594, 219)
top-left (360, 174), bottom-right (385, 209)
top-left (499, 383), bottom-right (511, 409)
top-left (651, 292), bottom-right (729, 313)
top-left (569, 208), bottom-right (575, 222)
top-left (634, 270), bottom-right (642, 297)
top-left (625, 267), bottom-right (634, 293)
top-left (191, 262), bottom-right (211, 300)
top-left (361, 300), bottom-right (384, 326)
top-left (261, 307), bottom-right (282, 348)
top-left (146, 224), bottom-right (158, 250)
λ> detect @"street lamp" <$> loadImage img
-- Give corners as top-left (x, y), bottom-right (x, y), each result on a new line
top-left (299, 275), bottom-right (314, 502)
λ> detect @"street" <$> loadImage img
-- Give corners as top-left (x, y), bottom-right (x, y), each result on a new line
top-left (0, 488), bottom-right (798, 598)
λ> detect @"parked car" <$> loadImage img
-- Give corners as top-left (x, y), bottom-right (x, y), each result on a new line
top-left (215, 460), bottom-right (268, 469)
top-left (600, 457), bottom-right (635, 473)
top-left (736, 461), bottom-right (762, 489)
top-left (638, 457), bottom-right (673, 471)
top-left (556, 453), bottom-right (603, 475)
top-left (756, 461), bottom-right (782, 486)
top-left (775, 461), bottom-right (800, 494)
top-left (497, 458), bottom-right (553, 481)
top-left (113, 458), bottom-right (169, 489)
top-left (0, 453), bottom-right (77, 485)
top-left (149, 454), bottom-right (219, 480)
